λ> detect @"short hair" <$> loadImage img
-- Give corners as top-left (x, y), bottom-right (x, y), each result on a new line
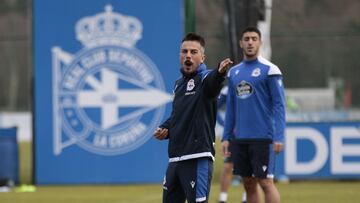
top-left (182, 33), bottom-right (205, 48)
top-left (241, 26), bottom-right (262, 39)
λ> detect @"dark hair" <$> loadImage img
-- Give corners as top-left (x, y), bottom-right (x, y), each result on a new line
top-left (182, 33), bottom-right (205, 48)
top-left (241, 26), bottom-right (262, 39)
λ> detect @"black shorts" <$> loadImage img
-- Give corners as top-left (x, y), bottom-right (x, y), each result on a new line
top-left (231, 141), bottom-right (275, 178)
top-left (163, 157), bottom-right (213, 203)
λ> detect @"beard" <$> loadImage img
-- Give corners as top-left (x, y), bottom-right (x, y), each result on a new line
top-left (244, 47), bottom-right (258, 58)
top-left (184, 60), bottom-right (193, 66)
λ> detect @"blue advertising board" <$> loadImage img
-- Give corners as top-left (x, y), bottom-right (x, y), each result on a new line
top-left (275, 122), bottom-right (360, 179)
top-left (33, 0), bottom-right (182, 184)
top-left (0, 127), bottom-right (18, 184)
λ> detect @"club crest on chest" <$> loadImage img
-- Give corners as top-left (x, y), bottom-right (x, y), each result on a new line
top-left (187, 79), bottom-right (195, 91)
top-left (251, 67), bottom-right (261, 77)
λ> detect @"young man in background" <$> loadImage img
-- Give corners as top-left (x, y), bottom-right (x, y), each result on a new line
top-left (222, 26), bottom-right (285, 203)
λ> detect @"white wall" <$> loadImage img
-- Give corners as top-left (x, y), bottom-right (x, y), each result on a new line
top-left (0, 112), bottom-right (32, 142)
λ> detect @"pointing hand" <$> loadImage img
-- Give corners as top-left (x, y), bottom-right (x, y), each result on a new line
top-left (218, 58), bottom-right (233, 74)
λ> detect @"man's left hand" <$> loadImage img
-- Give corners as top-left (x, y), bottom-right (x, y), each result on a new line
top-left (273, 142), bottom-right (284, 154)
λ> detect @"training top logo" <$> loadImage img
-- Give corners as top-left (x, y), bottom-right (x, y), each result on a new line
top-left (187, 79), bottom-right (195, 91)
top-left (236, 80), bottom-right (253, 99)
top-left (51, 5), bottom-right (172, 156)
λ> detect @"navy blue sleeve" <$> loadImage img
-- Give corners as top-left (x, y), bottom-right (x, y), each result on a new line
top-left (159, 79), bottom-right (180, 138)
top-left (202, 69), bottom-right (226, 98)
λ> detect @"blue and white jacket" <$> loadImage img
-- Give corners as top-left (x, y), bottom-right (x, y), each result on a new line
top-left (223, 56), bottom-right (286, 143)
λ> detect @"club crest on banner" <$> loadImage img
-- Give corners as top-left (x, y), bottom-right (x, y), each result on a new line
top-left (51, 5), bottom-right (172, 156)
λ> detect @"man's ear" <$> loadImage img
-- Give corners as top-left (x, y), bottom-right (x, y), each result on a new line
top-left (239, 40), bottom-right (243, 49)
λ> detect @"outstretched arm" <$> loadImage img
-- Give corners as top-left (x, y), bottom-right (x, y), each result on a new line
top-left (203, 58), bottom-right (233, 98)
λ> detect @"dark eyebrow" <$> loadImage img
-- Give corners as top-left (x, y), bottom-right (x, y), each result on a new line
top-left (181, 48), bottom-right (200, 52)
top-left (243, 36), bottom-right (258, 40)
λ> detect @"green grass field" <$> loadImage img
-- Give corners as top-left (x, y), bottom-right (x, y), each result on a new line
top-left (1, 142), bottom-right (360, 203)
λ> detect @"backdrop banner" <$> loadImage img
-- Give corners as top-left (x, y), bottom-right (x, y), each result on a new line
top-left (33, 0), bottom-right (182, 184)
top-left (275, 122), bottom-right (360, 179)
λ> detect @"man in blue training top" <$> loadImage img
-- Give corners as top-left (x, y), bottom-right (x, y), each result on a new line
top-left (154, 33), bottom-right (233, 203)
top-left (222, 26), bottom-right (286, 203)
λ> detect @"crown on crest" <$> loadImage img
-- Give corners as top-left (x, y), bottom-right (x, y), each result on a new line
top-left (75, 5), bottom-right (142, 48)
